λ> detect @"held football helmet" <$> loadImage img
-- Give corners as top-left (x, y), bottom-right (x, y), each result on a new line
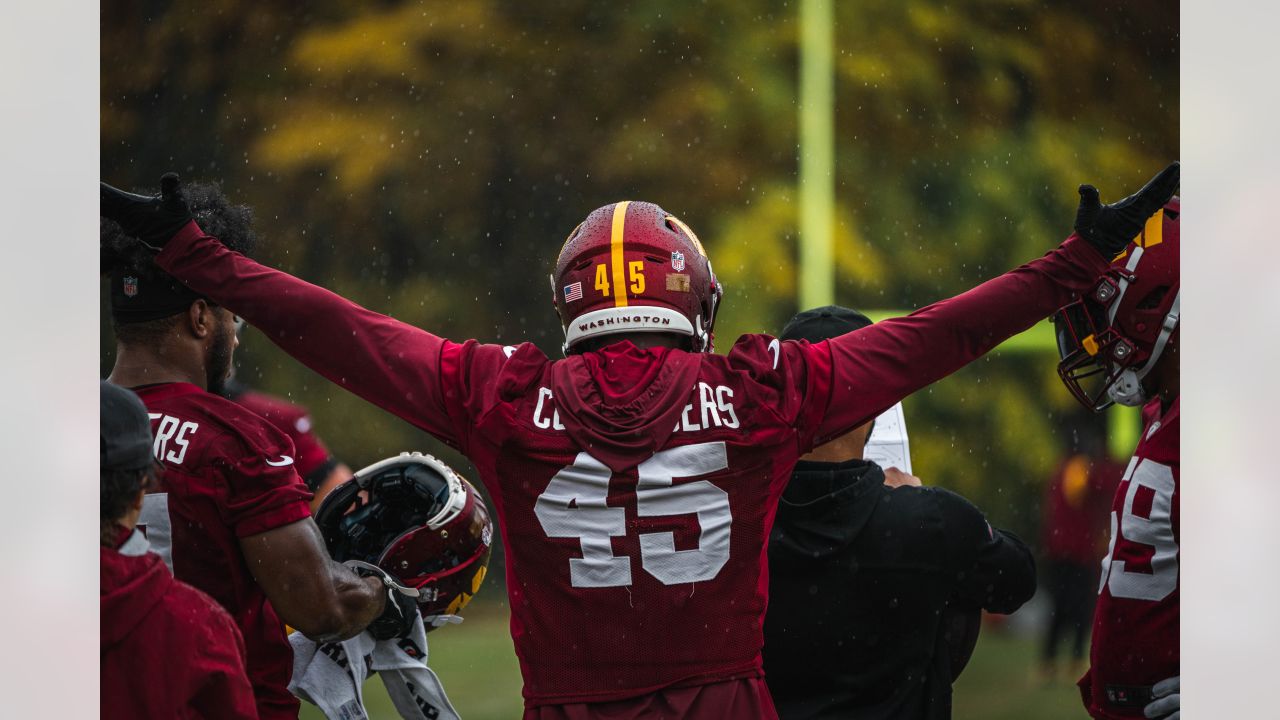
top-left (550, 201), bottom-right (724, 354)
top-left (315, 452), bottom-right (493, 630)
top-left (1053, 197), bottom-right (1180, 411)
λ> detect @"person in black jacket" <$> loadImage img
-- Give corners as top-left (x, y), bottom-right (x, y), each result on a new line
top-left (763, 306), bottom-right (1038, 720)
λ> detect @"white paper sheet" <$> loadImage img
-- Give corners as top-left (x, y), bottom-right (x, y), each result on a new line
top-left (863, 402), bottom-right (912, 474)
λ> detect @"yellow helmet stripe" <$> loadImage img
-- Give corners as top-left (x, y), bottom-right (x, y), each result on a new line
top-left (610, 201), bottom-right (631, 307)
top-left (1141, 209), bottom-right (1164, 248)
top-left (666, 214), bottom-right (707, 257)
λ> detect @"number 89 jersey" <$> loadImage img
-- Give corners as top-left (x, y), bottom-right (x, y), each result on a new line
top-left (1080, 397), bottom-right (1180, 720)
top-left (440, 334), bottom-right (834, 708)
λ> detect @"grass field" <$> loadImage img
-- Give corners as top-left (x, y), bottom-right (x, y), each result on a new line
top-left (300, 603), bottom-right (1088, 719)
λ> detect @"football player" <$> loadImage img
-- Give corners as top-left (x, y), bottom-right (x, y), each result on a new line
top-left (100, 380), bottom-right (257, 720)
top-left (102, 182), bottom-right (418, 720)
top-left (1052, 195), bottom-right (1181, 720)
top-left (101, 163), bottom-right (1176, 719)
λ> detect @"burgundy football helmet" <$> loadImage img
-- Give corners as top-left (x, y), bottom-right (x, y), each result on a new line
top-left (315, 452), bottom-right (493, 630)
top-left (1053, 197), bottom-right (1180, 411)
top-left (550, 201), bottom-right (724, 354)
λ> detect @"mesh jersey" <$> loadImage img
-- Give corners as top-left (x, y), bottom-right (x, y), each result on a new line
top-left (448, 335), bottom-right (831, 703)
top-left (1079, 397), bottom-right (1179, 720)
top-left (133, 382), bottom-right (314, 720)
top-left (156, 220), bottom-right (1109, 708)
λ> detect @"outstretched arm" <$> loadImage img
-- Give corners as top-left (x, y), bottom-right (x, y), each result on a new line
top-left (811, 163), bottom-right (1178, 443)
top-left (158, 221), bottom-right (461, 442)
top-left (813, 234), bottom-right (1106, 441)
top-left (101, 176), bottom-right (466, 444)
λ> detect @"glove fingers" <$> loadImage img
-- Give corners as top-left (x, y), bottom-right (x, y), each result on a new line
top-left (160, 172), bottom-right (188, 212)
top-left (100, 181), bottom-right (154, 220)
top-left (160, 172), bottom-right (180, 196)
top-left (1124, 161), bottom-right (1181, 216)
top-left (1151, 676), bottom-right (1180, 696)
top-left (1143, 693), bottom-right (1179, 717)
top-left (1078, 184), bottom-right (1101, 205)
top-left (1074, 184), bottom-right (1103, 235)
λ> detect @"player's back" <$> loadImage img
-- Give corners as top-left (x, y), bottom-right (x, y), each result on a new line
top-left (132, 381), bottom-right (313, 720)
top-left (1080, 397), bottom-right (1180, 719)
top-left (444, 334), bottom-right (830, 708)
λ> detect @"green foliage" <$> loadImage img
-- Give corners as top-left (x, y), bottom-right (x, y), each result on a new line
top-left (102, 0), bottom-right (1177, 604)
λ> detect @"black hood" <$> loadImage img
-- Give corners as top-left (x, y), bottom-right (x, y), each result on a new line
top-left (771, 458), bottom-right (883, 559)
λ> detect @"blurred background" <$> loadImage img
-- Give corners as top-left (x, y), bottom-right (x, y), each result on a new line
top-left (101, 1), bottom-right (1177, 717)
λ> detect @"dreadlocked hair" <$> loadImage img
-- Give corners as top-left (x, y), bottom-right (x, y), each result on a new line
top-left (102, 181), bottom-right (258, 343)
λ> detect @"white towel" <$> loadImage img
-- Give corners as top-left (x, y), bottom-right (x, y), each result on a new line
top-left (288, 614), bottom-right (461, 720)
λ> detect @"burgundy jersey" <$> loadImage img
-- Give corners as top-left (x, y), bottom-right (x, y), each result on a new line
top-left (233, 387), bottom-right (334, 480)
top-left (157, 221), bottom-right (1108, 710)
top-left (134, 382), bottom-right (314, 720)
top-left (1079, 397), bottom-right (1179, 719)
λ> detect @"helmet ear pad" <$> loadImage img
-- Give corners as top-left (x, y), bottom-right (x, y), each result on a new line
top-left (314, 472), bottom-right (367, 556)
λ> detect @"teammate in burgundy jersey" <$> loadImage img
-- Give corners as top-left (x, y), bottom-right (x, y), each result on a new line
top-left (221, 376), bottom-right (354, 509)
top-left (1052, 196), bottom-right (1181, 719)
top-left (101, 380), bottom-right (258, 720)
top-left (102, 181), bottom-right (417, 720)
top-left (103, 164), bottom-right (1177, 718)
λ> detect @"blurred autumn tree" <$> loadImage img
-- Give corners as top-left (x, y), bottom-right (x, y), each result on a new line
top-left (102, 0), bottom-right (1177, 558)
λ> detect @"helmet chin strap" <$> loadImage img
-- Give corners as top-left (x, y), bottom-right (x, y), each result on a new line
top-left (344, 559), bottom-right (422, 598)
top-left (1109, 246), bottom-right (1146, 324)
top-left (694, 314), bottom-right (709, 352)
top-left (1107, 290), bottom-right (1180, 407)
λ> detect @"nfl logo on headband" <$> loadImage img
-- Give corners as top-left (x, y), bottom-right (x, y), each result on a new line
top-left (671, 251), bottom-right (685, 272)
top-left (122, 276), bottom-right (139, 298)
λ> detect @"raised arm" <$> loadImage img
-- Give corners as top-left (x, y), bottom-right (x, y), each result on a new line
top-left (101, 177), bottom-right (459, 445)
top-left (812, 163), bottom-right (1179, 442)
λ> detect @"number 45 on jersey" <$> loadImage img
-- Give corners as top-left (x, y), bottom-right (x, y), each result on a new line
top-left (535, 441), bottom-right (732, 588)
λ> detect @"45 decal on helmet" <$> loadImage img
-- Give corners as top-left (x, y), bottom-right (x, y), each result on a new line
top-left (551, 201), bottom-right (723, 354)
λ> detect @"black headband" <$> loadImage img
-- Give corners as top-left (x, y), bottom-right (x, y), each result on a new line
top-left (109, 267), bottom-right (207, 323)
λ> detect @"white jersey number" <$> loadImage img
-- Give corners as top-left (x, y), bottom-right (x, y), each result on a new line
top-left (535, 441), bottom-right (732, 588)
top-left (137, 493), bottom-right (175, 571)
top-left (1100, 458), bottom-right (1179, 601)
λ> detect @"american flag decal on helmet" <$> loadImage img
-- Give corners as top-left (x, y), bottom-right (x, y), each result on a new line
top-left (563, 281), bottom-right (583, 303)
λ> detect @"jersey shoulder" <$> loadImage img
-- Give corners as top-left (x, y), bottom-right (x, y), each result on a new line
top-left (142, 386), bottom-right (297, 466)
top-left (718, 333), bottom-right (820, 390)
top-left (721, 333), bottom-right (784, 375)
top-left (719, 333), bottom-right (831, 429)
top-left (458, 339), bottom-right (551, 403)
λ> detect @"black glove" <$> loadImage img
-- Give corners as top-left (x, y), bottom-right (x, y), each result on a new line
top-left (1074, 161), bottom-right (1180, 257)
top-left (347, 560), bottom-right (420, 640)
top-left (100, 172), bottom-right (193, 250)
